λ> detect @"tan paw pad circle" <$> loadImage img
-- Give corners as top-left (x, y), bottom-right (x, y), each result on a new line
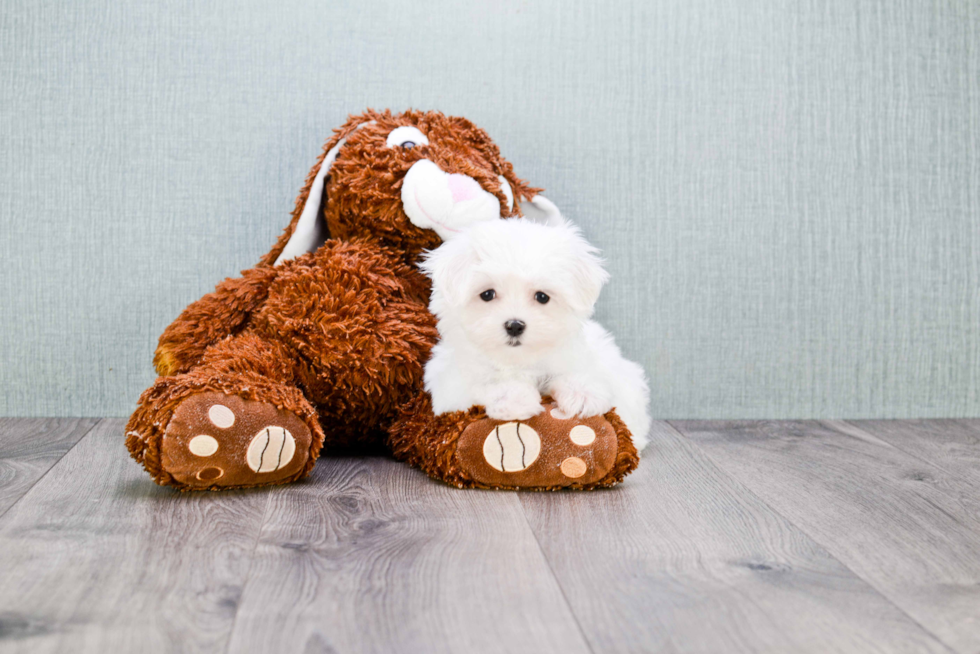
top-left (560, 457), bottom-right (588, 479)
top-left (483, 423), bottom-right (541, 472)
top-left (188, 434), bottom-right (219, 457)
top-left (208, 404), bottom-right (236, 429)
top-left (569, 425), bottom-right (596, 446)
top-left (246, 427), bottom-right (296, 473)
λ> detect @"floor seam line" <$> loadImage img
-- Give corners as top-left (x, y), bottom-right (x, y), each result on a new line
top-left (838, 420), bottom-right (960, 479)
top-left (833, 420), bottom-right (980, 534)
top-left (666, 420), bottom-right (959, 654)
top-left (0, 417), bottom-right (103, 523)
top-left (516, 496), bottom-right (597, 654)
top-left (222, 488), bottom-right (275, 654)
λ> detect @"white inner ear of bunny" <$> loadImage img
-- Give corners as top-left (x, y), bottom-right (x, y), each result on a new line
top-left (498, 175), bottom-right (514, 212)
top-left (518, 195), bottom-right (566, 227)
top-left (274, 121), bottom-right (374, 266)
top-left (386, 125), bottom-right (429, 148)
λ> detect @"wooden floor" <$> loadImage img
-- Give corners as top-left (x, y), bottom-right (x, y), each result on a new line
top-left (1, 419), bottom-right (979, 653)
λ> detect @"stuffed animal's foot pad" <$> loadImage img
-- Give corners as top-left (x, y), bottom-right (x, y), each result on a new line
top-left (457, 402), bottom-right (618, 489)
top-left (162, 392), bottom-right (312, 489)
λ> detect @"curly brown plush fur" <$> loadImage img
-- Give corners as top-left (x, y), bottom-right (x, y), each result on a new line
top-left (126, 109), bottom-right (641, 491)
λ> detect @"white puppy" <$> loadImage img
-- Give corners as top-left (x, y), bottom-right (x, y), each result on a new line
top-left (421, 218), bottom-right (651, 450)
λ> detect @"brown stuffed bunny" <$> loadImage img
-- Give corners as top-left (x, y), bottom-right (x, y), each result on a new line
top-left (126, 109), bottom-right (640, 491)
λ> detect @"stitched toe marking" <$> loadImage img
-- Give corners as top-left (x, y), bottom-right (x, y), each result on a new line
top-left (246, 427), bottom-right (296, 473)
top-left (482, 423), bottom-right (541, 472)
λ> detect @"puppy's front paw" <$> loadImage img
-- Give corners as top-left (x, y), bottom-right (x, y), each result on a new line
top-left (485, 384), bottom-right (544, 421)
top-left (552, 380), bottom-right (613, 419)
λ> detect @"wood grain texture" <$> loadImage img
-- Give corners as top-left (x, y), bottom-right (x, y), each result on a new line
top-left (518, 421), bottom-right (950, 654)
top-left (0, 419), bottom-right (271, 654)
top-left (225, 457), bottom-right (591, 654)
top-left (4, 418), bottom-right (980, 653)
top-left (0, 418), bottom-right (98, 516)
top-left (845, 419), bottom-right (980, 486)
top-left (840, 419), bottom-right (980, 531)
top-left (674, 420), bottom-right (980, 653)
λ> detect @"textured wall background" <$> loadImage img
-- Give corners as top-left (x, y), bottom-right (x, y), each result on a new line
top-left (1, 0), bottom-right (978, 418)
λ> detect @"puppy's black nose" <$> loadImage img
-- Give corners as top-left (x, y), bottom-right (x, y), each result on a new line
top-left (504, 320), bottom-right (526, 337)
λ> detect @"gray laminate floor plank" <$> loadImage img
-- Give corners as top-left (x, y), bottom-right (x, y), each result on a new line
top-left (0, 419), bottom-right (271, 654)
top-left (843, 419), bottom-right (980, 488)
top-left (836, 419), bottom-right (980, 539)
top-left (224, 456), bottom-right (592, 654)
top-left (518, 421), bottom-right (950, 654)
top-left (4, 418), bottom-right (977, 653)
top-left (672, 419), bottom-right (980, 654)
top-left (0, 418), bottom-right (99, 516)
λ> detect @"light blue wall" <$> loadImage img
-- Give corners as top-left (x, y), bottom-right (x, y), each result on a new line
top-left (2, 0), bottom-right (978, 418)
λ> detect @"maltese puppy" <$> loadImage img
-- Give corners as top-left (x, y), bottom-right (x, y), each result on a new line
top-left (421, 218), bottom-right (651, 450)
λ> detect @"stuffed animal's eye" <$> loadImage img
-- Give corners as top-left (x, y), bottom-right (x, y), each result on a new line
top-left (480, 289), bottom-right (496, 302)
top-left (535, 292), bottom-right (550, 304)
top-left (386, 126), bottom-right (429, 149)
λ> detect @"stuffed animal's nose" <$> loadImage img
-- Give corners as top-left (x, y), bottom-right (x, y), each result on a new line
top-left (447, 174), bottom-right (482, 203)
top-left (402, 159), bottom-right (503, 240)
top-left (504, 320), bottom-right (526, 337)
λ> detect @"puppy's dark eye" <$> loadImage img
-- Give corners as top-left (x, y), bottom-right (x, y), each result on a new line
top-left (401, 141), bottom-right (416, 149)
top-left (535, 291), bottom-right (550, 304)
top-left (480, 289), bottom-right (496, 302)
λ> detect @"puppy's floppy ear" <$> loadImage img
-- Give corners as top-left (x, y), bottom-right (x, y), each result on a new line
top-left (561, 225), bottom-right (610, 316)
top-left (420, 235), bottom-right (478, 307)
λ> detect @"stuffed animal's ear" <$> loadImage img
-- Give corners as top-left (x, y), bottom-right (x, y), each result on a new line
top-left (260, 120), bottom-right (374, 267)
top-left (271, 136), bottom-right (348, 266)
top-left (419, 237), bottom-right (477, 308)
top-left (518, 195), bottom-right (565, 227)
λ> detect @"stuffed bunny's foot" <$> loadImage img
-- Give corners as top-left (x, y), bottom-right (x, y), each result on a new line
top-left (455, 401), bottom-right (624, 488)
top-left (161, 392), bottom-right (313, 490)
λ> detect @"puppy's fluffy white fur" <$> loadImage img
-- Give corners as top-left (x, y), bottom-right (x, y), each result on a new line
top-left (421, 218), bottom-right (651, 450)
